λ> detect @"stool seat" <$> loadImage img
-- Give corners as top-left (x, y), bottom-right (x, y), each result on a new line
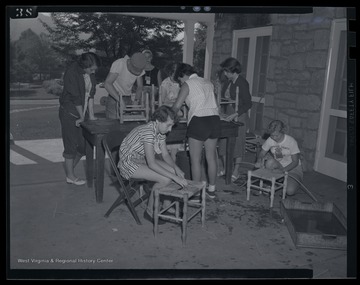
top-left (153, 180), bottom-right (206, 246)
top-left (250, 168), bottom-right (285, 180)
top-left (246, 169), bottom-right (288, 208)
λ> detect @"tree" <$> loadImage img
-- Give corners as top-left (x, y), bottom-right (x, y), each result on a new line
top-left (40, 13), bottom-right (184, 80)
top-left (193, 23), bottom-right (207, 77)
top-left (10, 29), bottom-right (63, 83)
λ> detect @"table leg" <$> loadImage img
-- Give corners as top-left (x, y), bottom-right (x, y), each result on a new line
top-left (85, 138), bottom-right (94, 188)
top-left (225, 136), bottom-right (236, 184)
top-left (95, 136), bottom-right (105, 203)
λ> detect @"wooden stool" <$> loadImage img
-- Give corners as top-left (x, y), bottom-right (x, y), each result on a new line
top-left (246, 169), bottom-right (288, 208)
top-left (153, 181), bottom-right (206, 246)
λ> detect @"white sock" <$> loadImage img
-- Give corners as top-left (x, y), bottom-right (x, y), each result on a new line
top-left (208, 184), bottom-right (216, 192)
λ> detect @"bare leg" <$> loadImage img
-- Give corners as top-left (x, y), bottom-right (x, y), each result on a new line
top-left (131, 160), bottom-right (175, 216)
top-left (65, 158), bottom-right (76, 180)
top-left (203, 138), bottom-right (218, 187)
top-left (188, 138), bottom-right (204, 182)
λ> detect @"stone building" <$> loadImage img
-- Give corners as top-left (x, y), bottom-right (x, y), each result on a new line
top-left (211, 7), bottom-right (348, 181)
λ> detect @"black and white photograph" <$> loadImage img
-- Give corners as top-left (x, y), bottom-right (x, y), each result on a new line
top-left (6, 5), bottom-right (356, 280)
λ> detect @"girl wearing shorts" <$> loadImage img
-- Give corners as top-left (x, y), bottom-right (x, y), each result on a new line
top-left (172, 63), bottom-right (220, 198)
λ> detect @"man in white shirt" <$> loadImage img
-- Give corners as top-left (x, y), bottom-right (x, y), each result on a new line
top-left (104, 52), bottom-right (147, 119)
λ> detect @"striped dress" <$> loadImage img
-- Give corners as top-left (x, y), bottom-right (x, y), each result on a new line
top-left (118, 121), bottom-right (166, 179)
top-left (185, 74), bottom-right (219, 124)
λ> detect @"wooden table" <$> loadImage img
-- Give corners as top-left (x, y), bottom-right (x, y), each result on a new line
top-left (81, 119), bottom-right (241, 203)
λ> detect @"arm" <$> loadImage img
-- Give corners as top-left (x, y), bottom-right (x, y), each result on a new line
top-left (172, 82), bottom-right (189, 113)
top-left (75, 105), bottom-right (85, 127)
top-left (104, 72), bottom-right (120, 102)
top-left (283, 153), bottom-right (300, 172)
top-left (255, 148), bottom-right (268, 168)
top-left (237, 79), bottom-right (252, 116)
top-left (134, 76), bottom-right (143, 102)
top-left (144, 142), bottom-right (188, 187)
top-left (87, 98), bottom-right (96, 120)
top-left (160, 141), bottom-right (185, 179)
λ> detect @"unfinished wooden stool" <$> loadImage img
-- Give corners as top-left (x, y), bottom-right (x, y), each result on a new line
top-left (246, 168), bottom-right (288, 208)
top-left (153, 180), bottom-right (206, 246)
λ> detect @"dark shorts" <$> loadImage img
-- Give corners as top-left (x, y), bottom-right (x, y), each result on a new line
top-left (187, 115), bottom-right (221, 141)
top-left (59, 107), bottom-right (85, 159)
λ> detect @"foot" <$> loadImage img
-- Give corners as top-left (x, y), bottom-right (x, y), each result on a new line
top-left (206, 189), bottom-right (216, 199)
top-left (66, 177), bottom-right (86, 186)
top-left (143, 211), bottom-right (165, 225)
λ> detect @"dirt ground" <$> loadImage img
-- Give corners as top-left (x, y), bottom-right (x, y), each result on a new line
top-left (8, 158), bottom-right (350, 279)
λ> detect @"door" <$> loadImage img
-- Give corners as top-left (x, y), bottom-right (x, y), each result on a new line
top-left (232, 26), bottom-right (272, 134)
top-left (314, 19), bottom-right (347, 182)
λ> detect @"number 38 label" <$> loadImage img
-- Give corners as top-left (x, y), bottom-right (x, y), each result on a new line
top-left (9, 7), bottom-right (38, 19)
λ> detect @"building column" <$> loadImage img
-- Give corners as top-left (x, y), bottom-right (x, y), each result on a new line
top-left (182, 20), bottom-right (196, 65)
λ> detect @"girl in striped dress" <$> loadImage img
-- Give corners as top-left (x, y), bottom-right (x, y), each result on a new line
top-left (172, 63), bottom-right (221, 199)
top-left (118, 105), bottom-right (188, 223)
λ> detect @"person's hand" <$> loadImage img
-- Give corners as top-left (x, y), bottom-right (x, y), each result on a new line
top-left (254, 161), bottom-right (261, 168)
top-left (174, 166), bottom-right (185, 178)
top-left (75, 117), bottom-right (84, 127)
top-left (254, 160), bottom-right (264, 169)
top-left (89, 115), bottom-right (98, 121)
top-left (173, 176), bottom-right (188, 188)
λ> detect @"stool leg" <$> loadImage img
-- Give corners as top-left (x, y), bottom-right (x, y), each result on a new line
top-left (182, 194), bottom-right (188, 246)
top-left (175, 201), bottom-right (180, 219)
top-left (247, 170), bottom-right (251, 201)
top-left (259, 179), bottom-right (263, 195)
top-left (201, 185), bottom-right (206, 227)
top-left (282, 172), bottom-right (288, 199)
top-left (154, 190), bottom-right (159, 238)
top-left (270, 177), bottom-right (275, 208)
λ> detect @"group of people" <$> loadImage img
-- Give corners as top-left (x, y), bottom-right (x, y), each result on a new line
top-left (58, 49), bottom-right (304, 224)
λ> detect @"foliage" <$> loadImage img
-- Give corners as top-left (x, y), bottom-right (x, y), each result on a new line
top-left (10, 29), bottom-right (64, 83)
top-left (42, 79), bottom-right (63, 96)
top-left (39, 13), bottom-right (184, 80)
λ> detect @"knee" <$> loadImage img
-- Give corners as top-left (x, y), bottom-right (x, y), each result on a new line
top-left (156, 177), bottom-right (172, 188)
top-left (286, 181), bottom-right (299, 196)
top-left (265, 158), bottom-right (278, 170)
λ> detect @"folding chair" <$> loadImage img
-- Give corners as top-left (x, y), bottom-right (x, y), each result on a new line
top-left (102, 130), bottom-right (150, 225)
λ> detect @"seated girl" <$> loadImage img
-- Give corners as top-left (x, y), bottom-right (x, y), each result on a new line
top-left (118, 105), bottom-right (188, 224)
top-left (254, 120), bottom-right (303, 196)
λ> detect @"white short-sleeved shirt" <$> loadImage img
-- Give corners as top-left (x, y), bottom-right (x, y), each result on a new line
top-left (160, 77), bottom-right (180, 106)
top-left (109, 55), bottom-right (145, 98)
top-left (185, 74), bottom-right (219, 124)
top-left (262, 134), bottom-right (301, 167)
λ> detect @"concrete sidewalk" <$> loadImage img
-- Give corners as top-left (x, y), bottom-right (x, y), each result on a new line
top-left (8, 157), bottom-right (350, 279)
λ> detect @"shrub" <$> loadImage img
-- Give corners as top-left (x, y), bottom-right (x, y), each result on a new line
top-left (42, 79), bottom-right (63, 96)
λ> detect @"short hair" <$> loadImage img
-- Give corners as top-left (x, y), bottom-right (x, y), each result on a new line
top-left (163, 62), bottom-right (180, 78)
top-left (151, 105), bottom-right (178, 123)
top-left (173, 63), bottom-right (197, 83)
top-left (220, 57), bottom-right (242, 74)
top-left (267, 120), bottom-right (286, 134)
top-left (78, 52), bottom-right (101, 69)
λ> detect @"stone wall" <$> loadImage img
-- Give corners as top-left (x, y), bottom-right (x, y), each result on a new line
top-left (211, 7), bottom-right (347, 171)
